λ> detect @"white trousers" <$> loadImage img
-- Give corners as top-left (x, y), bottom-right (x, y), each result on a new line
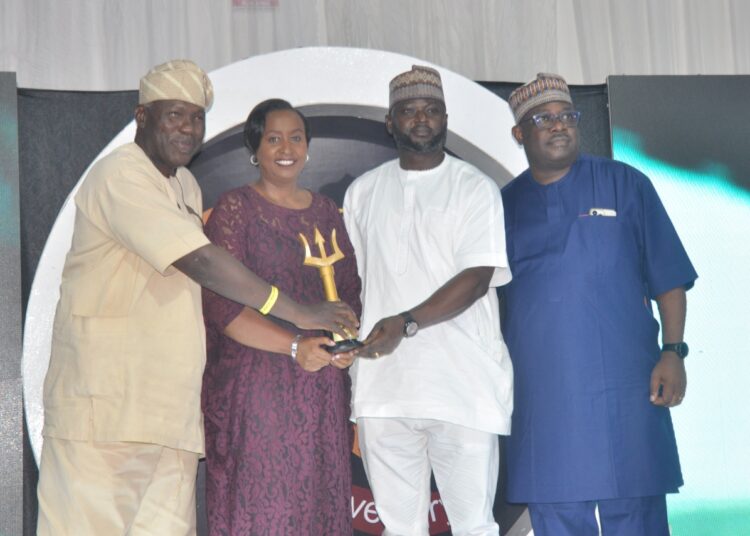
top-left (37, 437), bottom-right (199, 536)
top-left (358, 417), bottom-right (500, 536)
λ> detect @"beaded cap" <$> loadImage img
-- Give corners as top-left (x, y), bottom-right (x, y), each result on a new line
top-left (509, 72), bottom-right (572, 124)
top-left (389, 65), bottom-right (444, 109)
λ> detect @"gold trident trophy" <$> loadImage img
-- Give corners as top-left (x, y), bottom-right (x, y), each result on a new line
top-left (299, 226), bottom-right (362, 353)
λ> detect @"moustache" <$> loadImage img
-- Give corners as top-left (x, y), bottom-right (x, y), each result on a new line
top-left (411, 126), bottom-right (434, 135)
top-left (549, 134), bottom-right (570, 143)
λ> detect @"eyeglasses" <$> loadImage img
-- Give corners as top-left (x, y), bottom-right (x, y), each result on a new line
top-left (521, 110), bottom-right (581, 129)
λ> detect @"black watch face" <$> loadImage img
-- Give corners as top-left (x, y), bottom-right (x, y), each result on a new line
top-left (665, 342), bottom-right (689, 358)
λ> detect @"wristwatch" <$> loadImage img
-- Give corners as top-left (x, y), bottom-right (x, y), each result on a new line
top-left (662, 342), bottom-right (689, 359)
top-left (400, 311), bottom-right (419, 338)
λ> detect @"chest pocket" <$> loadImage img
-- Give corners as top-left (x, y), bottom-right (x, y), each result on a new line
top-left (563, 215), bottom-right (638, 278)
top-left (508, 214), bottom-right (640, 302)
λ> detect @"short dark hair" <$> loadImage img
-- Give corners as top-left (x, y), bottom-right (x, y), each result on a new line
top-left (243, 98), bottom-right (312, 155)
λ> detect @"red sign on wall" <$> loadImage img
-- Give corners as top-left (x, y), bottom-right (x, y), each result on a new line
top-left (232, 0), bottom-right (279, 7)
top-left (352, 485), bottom-right (451, 535)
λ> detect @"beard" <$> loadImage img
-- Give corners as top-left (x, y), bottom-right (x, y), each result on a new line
top-left (391, 122), bottom-right (447, 154)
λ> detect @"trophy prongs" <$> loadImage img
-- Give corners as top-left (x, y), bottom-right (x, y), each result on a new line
top-left (329, 229), bottom-right (344, 259)
top-left (298, 232), bottom-right (313, 262)
top-left (314, 227), bottom-right (327, 258)
top-left (300, 226), bottom-right (344, 268)
top-left (298, 225), bottom-right (361, 350)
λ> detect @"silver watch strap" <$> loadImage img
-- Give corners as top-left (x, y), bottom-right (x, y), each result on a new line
top-left (290, 334), bottom-right (303, 361)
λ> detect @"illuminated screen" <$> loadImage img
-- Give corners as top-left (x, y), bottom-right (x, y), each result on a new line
top-left (608, 75), bottom-right (750, 535)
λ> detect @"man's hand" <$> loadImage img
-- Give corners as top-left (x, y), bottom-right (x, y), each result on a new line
top-left (295, 337), bottom-right (334, 372)
top-left (358, 315), bottom-right (405, 358)
top-left (650, 352), bottom-right (687, 407)
top-left (653, 286), bottom-right (688, 407)
top-left (294, 301), bottom-right (359, 340)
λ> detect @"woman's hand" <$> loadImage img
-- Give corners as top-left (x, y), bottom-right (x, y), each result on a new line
top-left (294, 336), bottom-right (334, 372)
top-left (330, 350), bottom-right (357, 369)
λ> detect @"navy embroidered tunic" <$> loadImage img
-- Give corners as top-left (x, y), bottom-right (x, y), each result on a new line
top-left (502, 154), bottom-right (697, 502)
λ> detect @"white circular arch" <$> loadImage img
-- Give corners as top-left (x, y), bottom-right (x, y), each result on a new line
top-left (22, 46), bottom-right (526, 463)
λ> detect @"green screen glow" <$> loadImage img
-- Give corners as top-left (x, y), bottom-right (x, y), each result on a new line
top-left (613, 127), bottom-right (750, 536)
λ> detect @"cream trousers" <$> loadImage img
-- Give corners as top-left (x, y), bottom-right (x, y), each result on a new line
top-left (37, 437), bottom-right (199, 536)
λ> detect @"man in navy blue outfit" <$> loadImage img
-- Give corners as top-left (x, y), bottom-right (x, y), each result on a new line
top-left (501, 73), bottom-right (697, 536)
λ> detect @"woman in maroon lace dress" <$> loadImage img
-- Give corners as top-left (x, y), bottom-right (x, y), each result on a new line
top-left (202, 99), bottom-right (361, 535)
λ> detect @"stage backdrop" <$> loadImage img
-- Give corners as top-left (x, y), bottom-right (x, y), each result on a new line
top-left (608, 75), bottom-right (750, 536)
top-left (22, 47), bottom-right (533, 535)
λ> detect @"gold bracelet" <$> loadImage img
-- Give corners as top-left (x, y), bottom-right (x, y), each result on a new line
top-left (259, 285), bottom-right (279, 315)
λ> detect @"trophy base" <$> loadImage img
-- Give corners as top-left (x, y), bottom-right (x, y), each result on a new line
top-left (325, 339), bottom-right (364, 354)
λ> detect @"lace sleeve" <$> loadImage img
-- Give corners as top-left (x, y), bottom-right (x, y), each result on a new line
top-left (202, 191), bottom-right (250, 332)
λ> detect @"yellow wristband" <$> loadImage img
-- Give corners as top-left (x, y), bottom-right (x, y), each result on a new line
top-left (259, 285), bottom-right (279, 315)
